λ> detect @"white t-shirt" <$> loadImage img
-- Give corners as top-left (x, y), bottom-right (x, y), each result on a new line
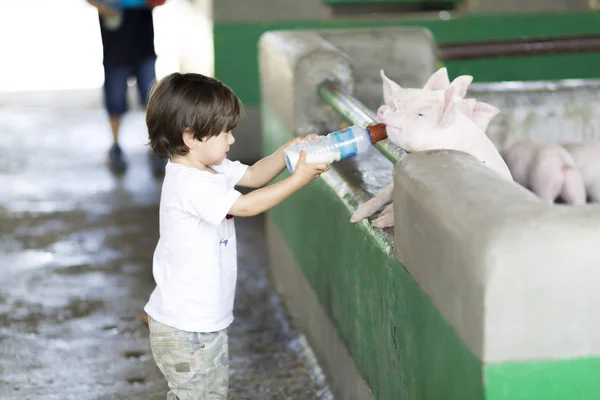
top-left (144, 158), bottom-right (248, 332)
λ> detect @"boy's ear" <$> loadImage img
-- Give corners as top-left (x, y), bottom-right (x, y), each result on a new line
top-left (182, 130), bottom-right (197, 149)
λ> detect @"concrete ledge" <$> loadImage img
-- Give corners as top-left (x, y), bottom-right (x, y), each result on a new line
top-left (393, 149), bottom-right (600, 363)
top-left (266, 216), bottom-right (375, 400)
top-left (259, 30), bottom-right (354, 136)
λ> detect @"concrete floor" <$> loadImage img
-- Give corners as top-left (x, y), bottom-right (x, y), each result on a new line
top-left (0, 91), bottom-right (333, 400)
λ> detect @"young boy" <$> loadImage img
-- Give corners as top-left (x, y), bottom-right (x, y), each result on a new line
top-left (143, 72), bottom-right (330, 398)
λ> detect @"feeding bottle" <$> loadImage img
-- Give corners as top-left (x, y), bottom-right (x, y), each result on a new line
top-left (284, 123), bottom-right (387, 173)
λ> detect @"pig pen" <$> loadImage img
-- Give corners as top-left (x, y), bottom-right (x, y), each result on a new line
top-left (258, 27), bottom-right (600, 400)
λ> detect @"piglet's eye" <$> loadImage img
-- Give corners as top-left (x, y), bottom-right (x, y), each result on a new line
top-left (418, 113), bottom-right (424, 117)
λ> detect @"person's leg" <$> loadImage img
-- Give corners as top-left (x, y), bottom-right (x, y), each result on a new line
top-left (103, 64), bottom-right (131, 172)
top-left (135, 57), bottom-right (167, 176)
top-left (135, 56), bottom-right (156, 107)
top-left (108, 115), bottom-right (121, 144)
top-left (148, 317), bottom-right (230, 400)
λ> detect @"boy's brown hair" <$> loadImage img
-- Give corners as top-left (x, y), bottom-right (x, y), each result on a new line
top-left (146, 73), bottom-right (242, 158)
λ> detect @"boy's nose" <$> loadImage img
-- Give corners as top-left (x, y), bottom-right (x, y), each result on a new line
top-left (228, 133), bottom-right (235, 145)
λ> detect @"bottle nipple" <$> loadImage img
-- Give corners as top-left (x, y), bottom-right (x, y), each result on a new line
top-left (366, 123), bottom-right (387, 144)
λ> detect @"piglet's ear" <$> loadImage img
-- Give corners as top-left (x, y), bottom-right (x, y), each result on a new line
top-left (381, 70), bottom-right (403, 104)
top-left (423, 67), bottom-right (450, 91)
top-left (457, 98), bottom-right (476, 115)
top-left (470, 101), bottom-right (500, 132)
top-left (449, 75), bottom-right (473, 98)
top-left (438, 86), bottom-right (457, 128)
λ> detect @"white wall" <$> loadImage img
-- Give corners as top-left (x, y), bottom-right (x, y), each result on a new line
top-left (0, 0), bottom-right (182, 92)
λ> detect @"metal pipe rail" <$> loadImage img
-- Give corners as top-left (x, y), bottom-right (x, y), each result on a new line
top-left (317, 80), bottom-right (405, 164)
top-left (438, 34), bottom-right (600, 61)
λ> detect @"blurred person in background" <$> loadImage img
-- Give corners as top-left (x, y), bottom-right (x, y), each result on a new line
top-left (86, 0), bottom-right (166, 175)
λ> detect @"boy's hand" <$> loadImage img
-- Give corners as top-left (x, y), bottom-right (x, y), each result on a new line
top-left (292, 150), bottom-right (330, 186)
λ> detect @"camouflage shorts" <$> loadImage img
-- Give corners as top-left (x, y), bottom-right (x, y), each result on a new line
top-left (148, 317), bottom-right (229, 400)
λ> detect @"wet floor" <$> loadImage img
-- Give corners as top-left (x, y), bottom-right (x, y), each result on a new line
top-left (0, 91), bottom-right (333, 399)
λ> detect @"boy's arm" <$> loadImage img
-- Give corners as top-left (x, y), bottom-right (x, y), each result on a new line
top-left (236, 152), bottom-right (285, 189)
top-left (229, 150), bottom-right (329, 217)
top-left (237, 134), bottom-right (320, 189)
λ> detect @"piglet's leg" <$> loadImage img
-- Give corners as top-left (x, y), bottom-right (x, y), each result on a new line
top-left (584, 179), bottom-right (600, 203)
top-left (528, 162), bottom-right (563, 204)
top-left (350, 183), bottom-right (393, 223)
top-left (529, 157), bottom-right (565, 204)
top-left (560, 167), bottom-right (586, 205)
top-left (373, 203), bottom-right (395, 228)
top-left (530, 177), bottom-right (562, 204)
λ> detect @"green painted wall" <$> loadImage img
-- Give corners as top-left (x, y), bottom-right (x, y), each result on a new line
top-left (323, 0), bottom-right (458, 4)
top-left (216, 11), bottom-right (600, 105)
top-left (485, 357), bottom-right (600, 400)
top-left (262, 103), bottom-right (483, 399)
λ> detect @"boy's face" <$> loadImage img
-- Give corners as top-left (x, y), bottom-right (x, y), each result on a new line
top-left (197, 131), bottom-right (235, 166)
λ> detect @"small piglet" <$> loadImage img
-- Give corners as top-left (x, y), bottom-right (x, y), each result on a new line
top-left (377, 80), bottom-right (512, 181)
top-left (501, 139), bottom-right (586, 205)
top-left (350, 68), bottom-right (511, 228)
top-left (562, 141), bottom-right (600, 203)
